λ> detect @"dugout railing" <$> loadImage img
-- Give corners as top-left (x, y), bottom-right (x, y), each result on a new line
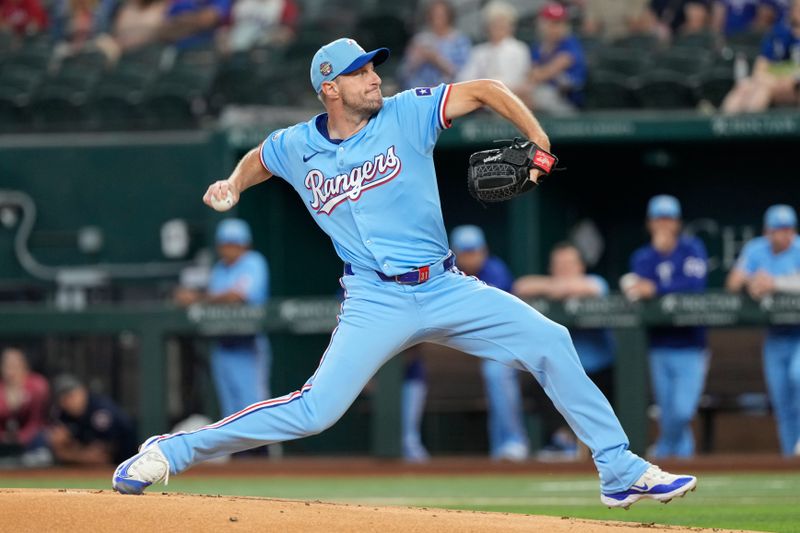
top-left (0, 290), bottom-right (796, 456)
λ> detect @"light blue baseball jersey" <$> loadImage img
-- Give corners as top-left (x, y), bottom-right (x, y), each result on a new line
top-left (260, 84), bottom-right (453, 276)
top-left (736, 235), bottom-right (800, 277)
top-left (208, 250), bottom-right (269, 305)
top-left (737, 235), bottom-right (800, 337)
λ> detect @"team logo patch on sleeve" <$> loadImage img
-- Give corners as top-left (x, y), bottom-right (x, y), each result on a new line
top-left (414, 87), bottom-right (433, 97)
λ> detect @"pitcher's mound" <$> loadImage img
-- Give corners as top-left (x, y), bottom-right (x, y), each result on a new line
top-left (0, 489), bottom-right (741, 532)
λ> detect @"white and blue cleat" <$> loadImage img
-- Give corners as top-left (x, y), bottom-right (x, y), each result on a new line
top-left (112, 436), bottom-right (170, 495)
top-left (601, 465), bottom-right (697, 510)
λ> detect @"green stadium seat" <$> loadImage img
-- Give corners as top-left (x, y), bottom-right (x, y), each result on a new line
top-left (354, 13), bottom-right (409, 55)
top-left (584, 71), bottom-right (637, 110)
top-left (692, 67), bottom-right (735, 107)
top-left (611, 33), bottom-right (660, 52)
top-left (724, 31), bottom-right (764, 61)
top-left (4, 35), bottom-right (52, 72)
top-left (87, 69), bottom-right (153, 130)
top-left (633, 70), bottom-right (696, 109)
top-left (673, 31), bottom-right (718, 52)
top-left (593, 49), bottom-right (648, 77)
top-left (653, 48), bottom-right (713, 76)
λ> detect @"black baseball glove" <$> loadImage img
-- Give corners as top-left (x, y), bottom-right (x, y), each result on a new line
top-left (467, 138), bottom-right (558, 203)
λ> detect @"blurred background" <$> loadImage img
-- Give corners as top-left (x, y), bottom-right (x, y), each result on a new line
top-left (1, 0), bottom-right (800, 472)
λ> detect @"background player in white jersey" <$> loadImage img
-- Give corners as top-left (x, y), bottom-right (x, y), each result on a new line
top-left (113, 37), bottom-right (697, 509)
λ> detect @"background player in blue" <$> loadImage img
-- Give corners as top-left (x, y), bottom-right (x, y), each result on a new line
top-left (114, 37), bottom-right (697, 509)
top-left (174, 219), bottom-right (271, 420)
top-left (621, 195), bottom-right (709, 459)
top-left (726, 204), bottom-right (800, 456)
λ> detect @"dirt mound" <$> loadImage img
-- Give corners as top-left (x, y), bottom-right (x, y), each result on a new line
top-left (0, 489), bottom-right (747, 532)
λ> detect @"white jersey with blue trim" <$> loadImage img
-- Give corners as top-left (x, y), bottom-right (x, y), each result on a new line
top-left (260, 83), bottom-right (453, 276)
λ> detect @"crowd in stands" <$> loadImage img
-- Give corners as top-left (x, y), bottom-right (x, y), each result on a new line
top-left (0, 347), bottom-right (137, 467)
top-left (0, 0), bottom-right (798, 129)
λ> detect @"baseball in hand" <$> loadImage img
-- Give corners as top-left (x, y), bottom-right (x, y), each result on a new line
top-left (210, 190), bottom-right (235, 212)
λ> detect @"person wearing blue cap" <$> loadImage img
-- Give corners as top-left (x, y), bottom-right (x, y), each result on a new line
top-left (117, 34), bottom-right (697, 510)
top-left (621, 195), bottom-right (709, 458)
top-left (727, 204), bottom-right (800, 457)
top-left (174, 218), bottom-right (271, 423)
top-left (401, 225), bottom-right (529, 462)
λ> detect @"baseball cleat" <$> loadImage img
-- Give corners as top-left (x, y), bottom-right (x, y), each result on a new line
top-left (112, 437), bottom-right (170, 495)
top-left (600, 465), bottom-right (697, 510)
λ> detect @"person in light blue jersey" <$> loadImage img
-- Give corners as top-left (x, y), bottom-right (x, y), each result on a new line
top-left (727, 204), bottom-right (800, 457)
top-left (114, 37), bottom-right (697, 510)
top-left (621, 195), bottom-right (709, 459)
top-left (174, 218), bottom-right (271, 419)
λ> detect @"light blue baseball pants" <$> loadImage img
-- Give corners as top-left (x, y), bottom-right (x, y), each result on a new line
top-left (763, 334), bottom-right (800, 456)
top-left (210, 336), bottom-right (271, 417)
top-left (648, 347), bottom-right (708, 458)
top-left (157, 269), bottom-right (649, 492)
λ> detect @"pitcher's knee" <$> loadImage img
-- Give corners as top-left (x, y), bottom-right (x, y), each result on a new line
top-left (303, 408), bottom-right (342, 436)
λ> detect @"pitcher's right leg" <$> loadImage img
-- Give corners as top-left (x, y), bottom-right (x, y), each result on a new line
top-left (114, 276), bottom-right (419, 493)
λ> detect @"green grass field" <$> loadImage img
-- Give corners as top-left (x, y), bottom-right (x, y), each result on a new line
top-left (3, 472), bottom-right (799, 532)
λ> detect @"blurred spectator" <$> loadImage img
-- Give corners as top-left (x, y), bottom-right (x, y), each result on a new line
top-left (726, 204), bottom-right (800, 457)
top-left (457, 1), bottom-right (531, 91)
top-left (721, 0), bottom-right (800, 113)
top-left (514, 242), bottom-right (615, 459)
top-left (107, 0), bottom-right (166, 54)
top-left (581, 0), bottom-right (653, 41)
top-left (400, 225), bottom-right (529, 462)
top-left (48, 374), bottom-right (137, 464)
top-left (712, 0), bottom-right (783, 36)
top-left (174, 219), bottom-right (271, 419)
top-left (0, 0), bottom-right (48, 37)
top-left (520, 2), bottom-right (586, 115)
top-left (224, 0), bottom-right (298, 53)
top-left (399, 0), bottom-right (472, 89)
top-left (0, 347), bottom-right (49, 454)
top-left (621, 195), bottom-right (709, 458)
top-left (158, 0), bottom-right (231, 49)
top-left (51, 0), bottom-right (119, 51)
top-left (650, 0), bottom-right (712, 37)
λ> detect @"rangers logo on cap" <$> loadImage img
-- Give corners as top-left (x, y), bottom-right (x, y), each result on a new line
top-left (320, 62), bottom-right (333, 76)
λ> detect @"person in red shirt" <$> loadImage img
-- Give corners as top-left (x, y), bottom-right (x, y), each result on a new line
top-left (0, 347), bottom-right (50, 452)
top-left (0, 0), bottom-right (48, 37)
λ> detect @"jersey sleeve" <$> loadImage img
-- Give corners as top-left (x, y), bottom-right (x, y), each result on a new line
top-left (631, 248), bottom-right (655, 281)
top-left (392, 83), bottom-right (452, 155)
top-left (259, 128), bottom-right (292, 182)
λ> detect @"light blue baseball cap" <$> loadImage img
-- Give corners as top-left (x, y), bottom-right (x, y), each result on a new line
top-left (450, 225), bottom-right (487, 253)
top-left (216, 218), bottom-right (252, 246)
top-left (764, 204), bottom-right (797, 230)
top-left (310, 38), bottom-right (390, 93)
top-left (647, 194), bottom-right (682, 219)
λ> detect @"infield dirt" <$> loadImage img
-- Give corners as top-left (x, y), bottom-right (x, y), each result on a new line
top-left (0, 489), bottom-right (756, 532)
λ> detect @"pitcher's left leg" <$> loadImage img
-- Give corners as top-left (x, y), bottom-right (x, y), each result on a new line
top-left (418, 273), bottom-right (647, 493)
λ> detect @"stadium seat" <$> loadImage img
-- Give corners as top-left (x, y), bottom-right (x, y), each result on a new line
top-left (584, 71), bottom-right (637, 110)
top-left (4, 35), bottom-right (52, 72)
top-left (653, 48), bottom-right (713, 76)
top-left (611, 33), bottom-right (660, 52)
top-left (592, 49), bottom-right (648, 77)
top-left (29, 65), bottom-right (99, 129)
top-left (673, 31), bottom-right (718, 52)
top-left (692, 67), bottom-right (735, 107)
top-left (141, 66), bottom-right (216, 128)
top-left (725, 31), bottom-right (764, 60)
top-left (354, 12), bottom-right (409, 55)
top-left (87, 69), bottom-right (153, 130)
top-left (0, 66), bottom-right (41, 132)
top-left (633, 70), bottom-right (696, 109)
